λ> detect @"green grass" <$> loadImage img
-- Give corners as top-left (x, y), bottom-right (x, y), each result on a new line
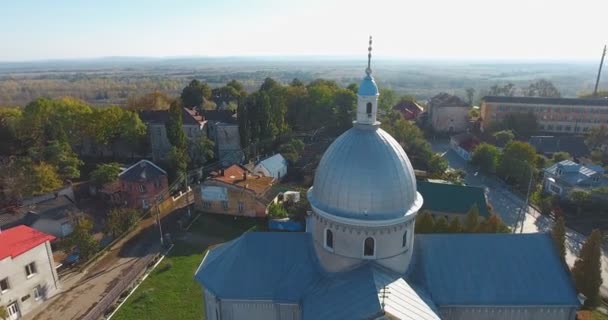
top-left (112, 213), bottom-right (264, 320)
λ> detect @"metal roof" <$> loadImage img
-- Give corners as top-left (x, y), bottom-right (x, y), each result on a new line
top-left (417, 181), bottom-right (489, 217)
top-left (309, 126), bottom-right (420, 221)
top-left (544, 160), bottom-right (605, 186)
top-left (411, 233), bottom-right (580, 307)
top-left (119, 159), bottom-right (167, 182)
top-left (358, 75), bottom-right (379, 96)
top-left (482, 95), bottom-right (608, 107)
top-left (258, 153), bottom-right (288, 175)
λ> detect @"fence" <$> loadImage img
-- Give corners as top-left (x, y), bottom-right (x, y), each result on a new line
top-left (81, 252), bottom-right (160, 320)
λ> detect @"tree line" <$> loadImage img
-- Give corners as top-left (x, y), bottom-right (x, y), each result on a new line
top-left (415, 205), bottom-right (510, 234)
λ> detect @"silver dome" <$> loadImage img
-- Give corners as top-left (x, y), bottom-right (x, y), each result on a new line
top-left (309, 124), bottom-right (420, 221)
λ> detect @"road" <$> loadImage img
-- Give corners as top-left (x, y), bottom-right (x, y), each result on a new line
top-left (431, 139), bottom-right (608, 297)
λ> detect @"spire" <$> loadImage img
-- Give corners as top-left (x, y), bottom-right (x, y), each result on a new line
top-left (366, 36), bottom-right (373, 76)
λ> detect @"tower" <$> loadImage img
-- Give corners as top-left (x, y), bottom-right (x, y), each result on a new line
top-left (355, 36), bottom-right (380, 125)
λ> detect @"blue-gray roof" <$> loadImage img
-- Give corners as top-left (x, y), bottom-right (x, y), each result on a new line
top-left (411, 233), bottom-right (580, 306)
top-left (258, 153), bottom-right (288, 173)
top-left (483, 95), bottom-right (608, 107)
top-left (544, 160), bottom-right (605, 186)
top-left (358, 75), bottom-right (379, 96)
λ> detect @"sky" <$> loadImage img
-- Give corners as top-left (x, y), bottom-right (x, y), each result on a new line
top-left (0, 0), bottom-right (606, 61)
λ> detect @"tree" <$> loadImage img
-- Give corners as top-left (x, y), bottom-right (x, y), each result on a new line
top-left (167, 146), bottom-right (188, 182)
top-left (465, 88), bottom-right (476, 105)
top-left (105, 208), bottom-right (140, 238)
top-left (551, 216), bottom-right (566, 263)
top-left (39, 140), bottom-right (83, 180)
top-left (126, 91), bottom-right (173, 110)
top-left (585, 125), bottom-right (608, 149)
top-left (551, 151), bottom-right (572, 163)
top-left (570, 189), bottom-right (591, 215)
top-left (572, 229), bottom-right (603, 308)
top-left (488, 83), bottom-right (515, 96)
top-left (415, 211), bottom-right (435, 233)
top-left (448, 217), bottom-right (463, 233)
top-left (492, 130), bottom-right (514, 147)
top-left (523, 79), bottom-right (561, 97)
top-left (471, 143), bottom-right (500, 174)
top-left (65, 217), bottom-right (99, 261)
top-left (0, 107), bottom-right (23, 155)
top-left (29, 162), bottom-right (63, 195)
top-left (268, 203), bottom-right (288, 219)
top-left (434, 216), bottom-right (449, 233)
top-left (478, 214), bottom-right (510, 233)
top-left (165, 101), bottom-right (187, 150)
top-left (0, 305), bottom-right (7, 320)
top-left (378, 89), bottom-right (397, 113)
top-left (499, 141), bottom-right (537, 188)
top-left (333, 88), bottom-right (356, 134)
top-left (90, 163), bottom-right (122, 187)
top-left (499, 112), bottom-right (539, 138)
top-left (464, 205), bottom-right (480, 233)
top-left (180, 79), bottom-right (211, 108)
top-left (188, 135), bottom-right (215, 168)
top-left (279, 139), bottom-right (305, 164)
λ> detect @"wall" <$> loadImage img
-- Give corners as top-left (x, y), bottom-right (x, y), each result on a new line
top-left (0, 242), bottom-right (60, 319)
top-left (195, 181), bottom-right (268, 217)
top-left (431, 107), bottom-right (469, 133)
top-left (440, 305), bottom-right (578, 320)
top-left (148, 123), bottom-right (205, 161)
top-left (119, 175), bottom-right (168, 210)
top-left (22, 186), bottom-right (74, 206)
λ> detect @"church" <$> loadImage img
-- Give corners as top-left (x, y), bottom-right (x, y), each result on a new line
top-left (194, 39), bottom-right (580, 320)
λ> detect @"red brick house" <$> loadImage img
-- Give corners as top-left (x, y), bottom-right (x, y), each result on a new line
top-left (118, 160), bottom-right (168, 210)
top-left (393, 100), bottom-right (424, 120)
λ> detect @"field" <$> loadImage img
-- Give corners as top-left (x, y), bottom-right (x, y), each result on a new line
top-left (111, 213), bottom-right (262, 320)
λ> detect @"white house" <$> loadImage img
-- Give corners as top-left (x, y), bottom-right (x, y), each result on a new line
top-left (253, 154), bottom-right (288, 181)
top-left (0, 226), bottom-right (61, 320)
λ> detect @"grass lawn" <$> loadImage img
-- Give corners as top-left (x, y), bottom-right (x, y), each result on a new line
top-left (112, 213), bottom-right (264, 320)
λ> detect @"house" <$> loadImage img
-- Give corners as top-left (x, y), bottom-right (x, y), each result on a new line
top-left (449, 132), bottom-right (480, 161)
top-left (195, 51), bottom-right (579, 320)
top-left (194, 165), bottom-right (276, 217)
top-left (140, 108), bottom-right (207, 161)
top-left (392, 100), bottom-right (423, 121)
top-left (480, 96), bottom-right (608, 134)
top-left (0, 226), bottom-right (61, 320)
top-left (203, 110), bottom-right (243, 166)
top-left (427, 93), bottom-right (470, 133)
top-left (529, 135), bottom-right (590, 158)
top-left (253, 154), bottom-right (288, 181)
top-left (417, 181), bottom-right (490, 219)
top-left (16, 196), bottom-right (82, 239)
top-left (118, 160), bottom-right (168, 210)
top-left (543, 160), bottom-right (607, 199)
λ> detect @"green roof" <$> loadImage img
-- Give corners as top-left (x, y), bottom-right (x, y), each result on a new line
top-left (417, 181), bottom-right (489, 217)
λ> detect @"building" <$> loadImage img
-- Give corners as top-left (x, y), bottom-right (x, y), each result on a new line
top-left (417, 181), bottom-right (490, 219)
top-left (140, 108), bottom-right (206, 161)
top-left (480, 96), bottom-right (608, 134)
top-left (203, 110), bottom-right (243, 166)
top-left (393, 100), bottom-right (423, 121)
top-left (449, 132), bottom-right (480, 161)
top-left (529, 136), bottom-right (590, 158)
top-left (15, 196), bottom-right (82, 239)
top-left (543, 160), bottom-right (607, 199)
top-left (0, 226), bottom-right (61, 320)
top-left (194, 45), bottom-right (579, 320)
top-left (194, 165), bottom-right (276, 217)
top-left (253, 154), bottom-right (288, 181)
top-left (427, 93), bottom-right (469, 133)
top-left (118, 160), bottom-right (168, 210)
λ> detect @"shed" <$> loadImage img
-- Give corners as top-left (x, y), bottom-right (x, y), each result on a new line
top-left (253, 154), bottom-right (288, 181)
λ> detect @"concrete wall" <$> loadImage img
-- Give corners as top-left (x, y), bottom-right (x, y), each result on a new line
top-left (0, 242), bottom-right (60, 319)
top-left (30, 219), bottom-right (73, 239)
top-left (440, 305), bottom-right (578, 320)
top-left (430, 106), bottom-right (468, 133)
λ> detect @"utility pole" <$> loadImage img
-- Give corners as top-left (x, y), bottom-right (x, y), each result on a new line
top-left (593, 45), bottom-right (606, 97)
top-left (520, 165), bottom-right (534, 234)
top-left (156, 196), bottom-right (164, 247)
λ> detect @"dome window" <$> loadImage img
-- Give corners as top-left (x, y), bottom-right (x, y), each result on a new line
top-left (366, 102), bottom-right (372, 117)
top-left (325, 229), bottom-right (333, 249)
top-left (364, 237), bottom-right (375, 257)
top-left (402, 231), bottom-right (408, 247)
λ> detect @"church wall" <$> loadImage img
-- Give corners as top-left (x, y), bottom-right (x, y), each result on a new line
top-left (217, 300), bottom-right (300, 320)
top-left (356, 94), bottom-right (378, 124)
top-left (204, 289), bottom-right (219, 320)
top-left (439, 305), bottom-right (578, 320)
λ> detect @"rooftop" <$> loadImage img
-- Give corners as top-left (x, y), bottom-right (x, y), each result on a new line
top-left (529, 136), bottom-right (590, 157)
top-left (139, 108), bottom-right (205, 126)
top-left (482, 95), bottom-right (608, 107)
top-left (119, 159), bottom-right (167, 182)
top-left (209, 165), bottom-right (274, 195)
top-left (417, 181), bottom-right (490, 217)
top-left (203, 110), bottom-right (237, 124)
top-left (257, 153), bottom-right (288, 173)
top-left (0, 225), bottom-right (55, 260)
top-left (544, 160), bottom-right (606, 186)
top-left (429, 93), bottom-right (468, 108)
top-left (17, 195), bottom-right (81, 222)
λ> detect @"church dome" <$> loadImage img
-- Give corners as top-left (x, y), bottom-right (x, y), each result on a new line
top-left (357, 75), bottom-right (379, 96)
top-left (308, 124), bottom-right (422, 221)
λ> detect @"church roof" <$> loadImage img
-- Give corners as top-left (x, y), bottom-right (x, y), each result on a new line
top-left (411, 233), bottom-right (580, 306)
top-left (358, 75), bottom-right (379, 96)
top-left (417, 181), bottom-right (490, 217)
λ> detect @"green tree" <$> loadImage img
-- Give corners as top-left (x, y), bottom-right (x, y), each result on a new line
top-left (268, 202), bottom-right (288, 219)
top-left (551, 216), bottom-right (567, 263)
top-left (105, 208), bottom-right (140, 238)
top-left (585, 125), bottom-right (608, 149)
top-left (165, 101), bottom-right (187, 150)
top-left (572, 229), bottom-right (603, 308)
top-left (523, 79), bottom-right (561, 97)
top-left (29, 162), bottom-right (63, 195)
top-left (0, 305), bottom-right (8, 320)
top-left (279, 139), bottom-right (305, 164)
top-left (188, 135), bottom-right (215, 168)
top-left (167, 146), bottom-right (188, 182)
top-left (499, 112), bottom-right (539, 138)
top-left (378, 89), bottom-right (397, 113)
top-left (570, 189), bottom-right (591, 215)
top-left (90, 163), bottom-right (122, 187)
top-left (415, 211), bottom-right (435, 234)
top-left (499, 141), bottom-right (537, 188)
top-left (478, 214), bottom-right (510, 233)
top-left (180, 79), bottom-right (211, 108)
top-left (434, 216), bottom-right (449, 233)
top-left (551, 151), bottom-right (572, 163)
top-left (126, 91), bottom-right (173, 110)
top-left (464, 205), bottom-right (481, 233)
top-left (39, 140), bottom-right (83, 180)
top-left (65, 217), bottom-right (99, 261)
top-left (471, 143), bottom-right (500, 174)
top-left (0, 107), bottom-right (23, 155)
top-left (333, 88), bottom-right (357, 134)
top-left (492, 130), bottom-right (514, 147)
top-left (465, 88), bottom-right (476, 105)
top-left (448, 217), bottom-right (463, 233)
top-left (488, 83), bottom-right (515, 96)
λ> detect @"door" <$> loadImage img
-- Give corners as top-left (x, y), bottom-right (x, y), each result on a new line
top-left (7, 302), bottom-right (20, 320)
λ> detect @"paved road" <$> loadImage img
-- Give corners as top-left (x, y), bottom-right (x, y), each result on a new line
top-left (431, 139), bottom-right (608, 297)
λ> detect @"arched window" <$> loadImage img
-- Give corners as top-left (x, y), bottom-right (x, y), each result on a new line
top-left (402, 231), bottom-right (407, 247)
top-left (325, 229), bottom-right (333, 249)
top-left (366, 102), bottom-right (372, 116)
top-left (364, 237), bottom-right (375, 257)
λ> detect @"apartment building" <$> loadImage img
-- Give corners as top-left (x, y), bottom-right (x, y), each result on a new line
top-left (480, 96), bottom-right (608, 134)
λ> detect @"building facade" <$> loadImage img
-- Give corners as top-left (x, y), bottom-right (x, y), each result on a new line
top-left (480, 96), bottom-right (608, 134)
top-left (0, 226), bottom-right (60, 320)
top-left (204, 111), bottom-right (243, 166)
top-left (543, 160), bottom-right (607, 199)
top-left (428, 93), bottom-right (469, 133)
top-left (118, 160), bottom-right (168, 210)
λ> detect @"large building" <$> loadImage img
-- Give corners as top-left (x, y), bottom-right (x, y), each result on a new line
top-left (480, 96), bottom-right (608, 134)
top-left (194, 42), bottom-right (579, 320)
top-left (118, 160), bottom-right (168, 210)
top-left (0, 226), bottom-right (61, 320)
top-left (427, 93), bottom-right (469, 133)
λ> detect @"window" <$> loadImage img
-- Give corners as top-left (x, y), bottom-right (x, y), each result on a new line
top-left (0, 277), bottom-right (9, 292)
top-left (325, 229), bottom-right (333, 249)
top-left (238, 201), bottom-right (244, 213)
top-left (139, 185), bottom-right (146, 193)
top-left (25, 262), bottom-right (37, 278)
top-left (33, 285), bottom-right (42, 300)
top-left (549, 183), bottom-right (562, 195)
top-left (222, 201), bottom-right (228, 210)
top-left (202, 201), bottom-right (212, 209)
top-left (366, 102), bottom-right (372, 115)
top-left (402, 231), bottom-right (408, 247)
top-left (364, 237), bottom-right (375, 257)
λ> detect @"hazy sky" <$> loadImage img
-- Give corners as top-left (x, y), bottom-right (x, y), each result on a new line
top-left (0, 0), bottom-right (606, 61)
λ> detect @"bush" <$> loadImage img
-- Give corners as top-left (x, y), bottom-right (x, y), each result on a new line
top-left (268, 203), bottom-right (288, 219)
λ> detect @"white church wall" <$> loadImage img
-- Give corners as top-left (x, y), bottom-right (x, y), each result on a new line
top-left (218, 300), bottom-right (300, 320)
top-left (356, 94), bottom-right (379, 125)
top-left (204, 289), bottom-right (219, 320)
top-left (440, 306), bottom-right (578, 320)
